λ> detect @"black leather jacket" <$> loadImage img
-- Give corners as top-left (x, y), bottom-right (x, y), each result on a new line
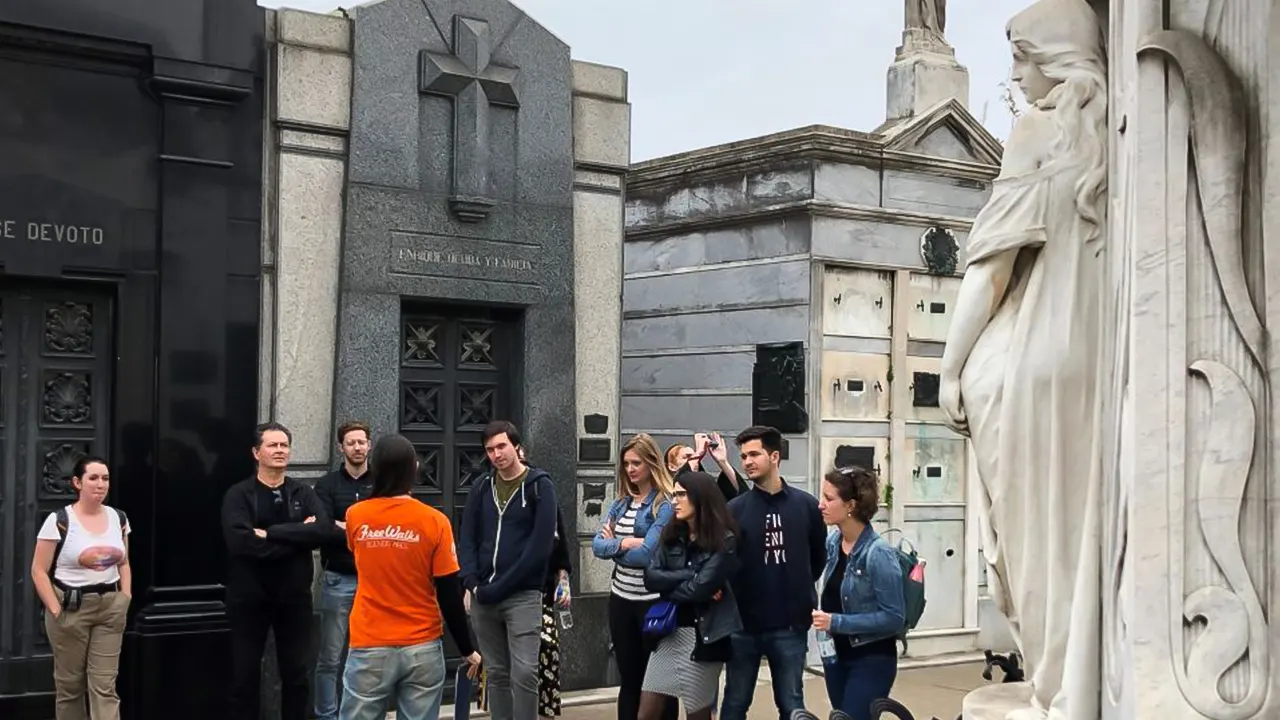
top-left (645, 530), bottom-right (743, 662)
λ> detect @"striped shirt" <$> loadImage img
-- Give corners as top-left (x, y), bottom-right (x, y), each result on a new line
top-left (610, 500), bottom-right (658, 601)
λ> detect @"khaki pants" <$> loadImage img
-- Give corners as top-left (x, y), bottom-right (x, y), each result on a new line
top-left (44, 590), bottom-right (129, 720)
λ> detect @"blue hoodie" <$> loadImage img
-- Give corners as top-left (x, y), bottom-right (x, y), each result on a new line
top-left (458, 466), bottom-right (558, 605)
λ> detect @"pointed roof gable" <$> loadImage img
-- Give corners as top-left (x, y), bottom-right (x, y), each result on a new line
top-left (879, 98), bottom-right (1003, 167)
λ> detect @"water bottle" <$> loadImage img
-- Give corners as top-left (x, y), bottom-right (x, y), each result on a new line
top-left (815, 629), bottom-right (836, 661)
top-left (554, 577), bottom-right (573, 629)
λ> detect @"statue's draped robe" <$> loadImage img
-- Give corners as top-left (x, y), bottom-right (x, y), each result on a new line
top-left (907, 0), bottom-right (946, 35)
top-left (961, 154), bottom-right (1104, 720)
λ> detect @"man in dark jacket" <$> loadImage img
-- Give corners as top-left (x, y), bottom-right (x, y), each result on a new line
top-left (220, 421), bottom-right (332, 720)
top-left (311, 420), bottom-right (372, 720)
top-left (458, 420), bottom-right (558, 720)
top-left (720, 425), bottom-right (826, 720)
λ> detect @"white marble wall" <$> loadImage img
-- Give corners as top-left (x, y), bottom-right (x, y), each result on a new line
top-left (1102, 1), bottom-right (1277, 719)
top-left (260, 9), bottom-right (352, 476)
top-left (571, 60), bottom-right (630, 592)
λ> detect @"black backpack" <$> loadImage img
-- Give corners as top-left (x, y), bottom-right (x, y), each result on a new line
top-left (879, 528), bottom-right (927, 652)
top-left (48, 506), bottom-right (128, 577)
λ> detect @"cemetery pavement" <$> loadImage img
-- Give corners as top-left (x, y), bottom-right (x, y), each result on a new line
top-left (435, 661), bottom-right (989, 720)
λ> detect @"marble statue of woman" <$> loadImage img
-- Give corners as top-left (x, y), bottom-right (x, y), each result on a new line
top-left (938, 0), bottom-right (1106, 718)
top-left (906, 0), bottom-right (946, 36)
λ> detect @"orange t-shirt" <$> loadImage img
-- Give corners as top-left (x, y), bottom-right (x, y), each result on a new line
top-left (345, 497), bottom-right (460, 649)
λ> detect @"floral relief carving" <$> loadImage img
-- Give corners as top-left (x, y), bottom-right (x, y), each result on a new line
top-left (401, 382), bottom-right (441, 428)
top-left (403, 320), bottom-right (441, 366)
top-left (415, 445), bottom-right (441, 491)
top-left (458, 448), bottom-right (487, 491)
top-left (458, 322), bottom-right (495, 366)
top-left (44, 302), bottom-right (92, 355)
top-left (41, 442), bottom-right (87, 496)
top-left (42, 372), bottom-right (91, 425)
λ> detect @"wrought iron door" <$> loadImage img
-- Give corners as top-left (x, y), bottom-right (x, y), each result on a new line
top-left (398, 306), bottom-right (517, 531)
top-left (0, 284), bottom-right (114, 697)
top-left (398, 305), bottom-right (517, 680)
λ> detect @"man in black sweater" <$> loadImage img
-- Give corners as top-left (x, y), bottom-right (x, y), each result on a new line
top-left (220, 422), bottom-right (333, 720)
top-left (312, 420), bottom-right (372, 720)
top-left (720, 426), bottom-right (826, 720)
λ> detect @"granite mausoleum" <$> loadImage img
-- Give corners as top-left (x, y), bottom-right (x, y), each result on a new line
top-left (620, 11), bottom-right (1009, 662)
top-left (0, 1), bottom-right (266, 718)
top-left (261, 0), bottom-right (631, 693)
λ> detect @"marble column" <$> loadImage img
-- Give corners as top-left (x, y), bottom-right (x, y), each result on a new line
top-left (561, 59), bottom-right (630, 688)
top-left (568, 59), bottom-right (629, 583)
top-left (260, 9), bottom-right (352, 478)
top-left (1102, 0), bottom-right (1278, 718)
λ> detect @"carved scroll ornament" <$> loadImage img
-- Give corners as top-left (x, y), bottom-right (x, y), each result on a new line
top-left (1137, 29), bottom-right (1270, 719)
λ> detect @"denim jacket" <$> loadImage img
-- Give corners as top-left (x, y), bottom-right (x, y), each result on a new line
top-left (819, 524), bottom-right (906, 648)
top-left (590, 489), bottom-right (673, 569)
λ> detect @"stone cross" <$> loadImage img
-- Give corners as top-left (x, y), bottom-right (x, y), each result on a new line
top-left (419, 15), bottom-right (519, 223)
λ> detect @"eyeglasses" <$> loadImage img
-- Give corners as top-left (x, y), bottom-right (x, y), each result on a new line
top-left (272, 489), bottom-right (283, 506)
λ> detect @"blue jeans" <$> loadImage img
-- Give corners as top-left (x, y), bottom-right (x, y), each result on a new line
top-left (720, 629), bottom-right (808, 720)
top-left (315, 570), bottom-right (358, 720)
top-left (339, 639), bottom-right (447, 720)
top-left (823, 652), bottom-right (898, 720)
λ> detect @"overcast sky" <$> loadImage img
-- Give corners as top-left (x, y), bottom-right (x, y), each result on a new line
top-left (261, 0), bottom-right (1030, 161)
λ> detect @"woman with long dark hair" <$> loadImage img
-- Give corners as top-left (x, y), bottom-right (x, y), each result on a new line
top-left (339, 434), bottom-right (481, 720)
top-left (811, 466), bottom-right (905, 720)
top-left (31, 455), bottom-right (132, 720)
top-left (639, 471), bottom-right (741, 720)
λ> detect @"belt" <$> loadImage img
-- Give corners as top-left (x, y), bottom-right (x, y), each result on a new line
top-left (55, 580), bottom-right (119, 595)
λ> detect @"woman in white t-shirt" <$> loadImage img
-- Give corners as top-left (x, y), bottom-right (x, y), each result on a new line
top-left (30, 455), bottom-right (132, 720)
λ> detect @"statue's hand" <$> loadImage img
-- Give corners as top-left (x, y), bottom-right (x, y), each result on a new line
top-left (939, 372), bottom-right (969, 436)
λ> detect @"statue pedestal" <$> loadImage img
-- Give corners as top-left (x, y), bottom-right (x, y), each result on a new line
top-left (962, 684), bottom-right (1041, 720)
top-left (885, 29), bottom-right (969, 121)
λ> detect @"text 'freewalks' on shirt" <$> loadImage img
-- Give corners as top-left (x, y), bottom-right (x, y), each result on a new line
top-left (345, 497), bottom-right (460, 649)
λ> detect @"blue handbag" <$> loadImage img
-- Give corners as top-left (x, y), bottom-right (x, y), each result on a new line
top-left (642, 600), bottom-right (678, 638)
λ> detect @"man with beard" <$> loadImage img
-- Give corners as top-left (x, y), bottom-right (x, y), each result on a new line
top-left (720, 426), bottom-right (826, 720)
top-left (221, 422), bottom-right (332, 720)
top-left (312, 421), bottom-right (373, 720)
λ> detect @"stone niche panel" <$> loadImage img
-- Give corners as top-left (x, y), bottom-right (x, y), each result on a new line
top-left (902, 436), bottom-right (965, 504)
top-left (883, 168), bottom-right (990, 218)
top-left (578, 538), bottom-right (615, 595)
top-left (822, 266), bottom-right (894, 339)
top-left (905, 273), bottom-right (960, 343)
top-left (819, 351), bottom-right (890, 421)
top-left (902, 355), bottom-right (945, 423)
top-left (625, 164), bottom-right (812, 230)
top-left (902, 518), bottom-right (966, 630)
top-left (819, 437), bottom-right (889, 496)
top-left (576, 479), bottom-right (615, 538)
top-left (623, 219), bottom-right (812, 275)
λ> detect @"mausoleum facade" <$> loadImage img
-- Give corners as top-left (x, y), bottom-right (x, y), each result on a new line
top-left (620, 18), bottom-right (1008, 661)
top-left (260, 0), bottom-right (631, 692)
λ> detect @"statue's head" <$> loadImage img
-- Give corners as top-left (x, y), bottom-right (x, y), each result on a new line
top-left (1006, 0), bottom-right (1105, 106)
top-left (1006, 0), bottom-right (1108, 241)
